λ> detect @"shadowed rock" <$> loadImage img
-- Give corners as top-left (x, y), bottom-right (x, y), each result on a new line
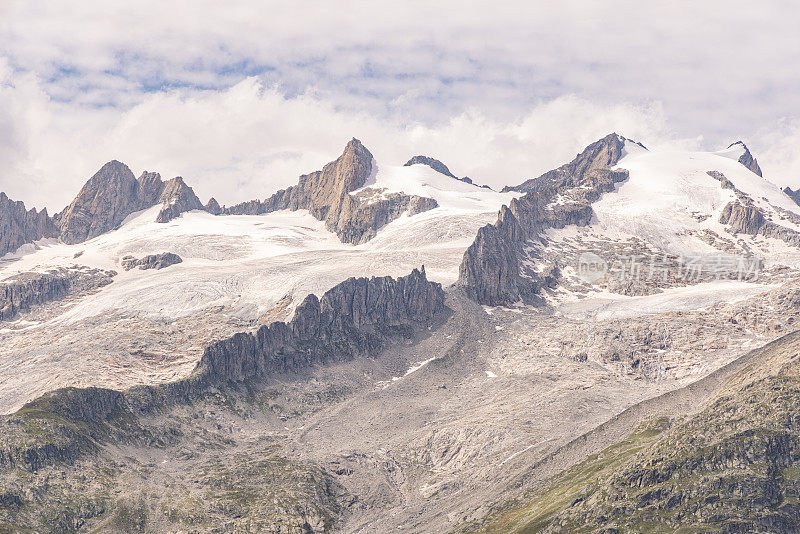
top-left (728, 141), bottom-right (763, 177)
top-left (458, 133), bottom-right (632, 305)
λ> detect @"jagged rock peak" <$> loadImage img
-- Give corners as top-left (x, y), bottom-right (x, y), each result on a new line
top-left (727, 141), bottom-right (763, 177)
top-left (404, 155), bottom-right (456, 178)
top-left (0, 193), bottom-right (59, 257)
top-left (155, 177), bottom-right (205, 223)
top-left (136, 171), bottom-right (165, 206)
top-left (205, 197), bottom-right (222, 215)
top-left (506, 132), bottom-right (640, 193)
top-left (57, 160), bottom-right (140, 244)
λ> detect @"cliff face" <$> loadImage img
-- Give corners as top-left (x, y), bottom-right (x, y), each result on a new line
top-left (729, 141), bottom-right (763, 177)
top-left (458, 134), bottom-right (632, 305)
top-left (57, 161), bottom-right (141, 244)
top-left (222, 139), bottom-right (439, 243)
top-left (0, 192), bottom-right (58, 257)
top-left (0, 268), bottom-right (115, 321)
top-left (56, 164), bottom-right (207, 244)
top-left (196, 267), bottom-right (445, 383)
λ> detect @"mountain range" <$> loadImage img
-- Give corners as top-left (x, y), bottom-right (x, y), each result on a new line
top-left (2, 132), bottom-right (800, 533)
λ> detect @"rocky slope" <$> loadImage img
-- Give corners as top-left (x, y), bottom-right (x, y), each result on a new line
top-left (465, 330), bottom-right (800, 533)
top-left (0, 192), bottom-right (58, 257)
top-left (176, 266), bottom-right (444, 388)
top-left (503, 133), bottom-right (634, 193)
top-left (222, 139), bottom-right (439, 243)
top-left (0, 268), bottom-right (445, 532)
top-left (121, 252), bottom-right (182, 271)
top-left (458, 133), bottom-right (630, 305)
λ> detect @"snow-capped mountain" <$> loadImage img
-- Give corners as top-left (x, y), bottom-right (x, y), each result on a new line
top-left (3, 133), bottom-right (800, 533)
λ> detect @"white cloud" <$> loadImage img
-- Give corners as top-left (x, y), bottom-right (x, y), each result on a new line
top-left (0, 72), bottom-right (691, 210)
top-left (0, 1), bottom-right (798, 208)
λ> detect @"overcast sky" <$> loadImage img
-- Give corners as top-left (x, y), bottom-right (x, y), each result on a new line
top-left (1, 1), bottom-right (799, 210)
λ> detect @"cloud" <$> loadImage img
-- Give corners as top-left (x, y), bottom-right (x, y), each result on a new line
top-left (0, 1), bottom-right (798, 208)
top-left (0, 71), bottom-right (691, 210)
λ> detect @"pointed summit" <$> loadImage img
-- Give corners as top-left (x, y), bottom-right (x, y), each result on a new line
top-left (0, 193), bottom-right (59, 256)
top-left (506, 132), bottom-right (640, 193)
top-left (57, 160), bottom-right (140, 244)
top-left (155, 177), bottom-right (204, 223)
top-left (727, 141), bottom-right (763, 177)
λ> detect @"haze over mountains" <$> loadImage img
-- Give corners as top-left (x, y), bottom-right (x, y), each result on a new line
top-left (2, 132), bottom-right (800, 532)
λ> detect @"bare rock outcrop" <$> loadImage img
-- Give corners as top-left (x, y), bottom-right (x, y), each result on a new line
top-left (719, 200), bottom-right (800, 247)
top-left (0, 193), bottom-right (58, 257)
top-left (405, 155), bottom-right (457, 178)
top-left (121, 252), bottom-right (183, 271)
top-left (505, 133), bottom-right (636, 193)
top-left (0, 268), bottom-right (115, 321)
top-left (155, 177), bottom-right (205, 223)
top-left (458, 133), bottom-right (634, 305)
top-left (222, 139), bottom-right (439, 243)
top-left (194, 266), bottom-right (445, 384)
top-left (404, 155), bottom-right (490, 188)
top-left (56, 161), bottom-right (142, 244)
top-left (728, 141), bottom-right (763, 177)
top-left (784, 187), bottom-right (800, 207)
top-left (204, 197), bottom-right (222, 215)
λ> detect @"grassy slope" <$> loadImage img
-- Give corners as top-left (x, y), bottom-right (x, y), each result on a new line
top-left (468, 331), bottom-right (800, 533)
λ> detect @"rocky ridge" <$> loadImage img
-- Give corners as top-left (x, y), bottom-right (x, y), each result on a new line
top-left (458, 133), bottom-right (632, 305)
top-left (0, 192), bottom-right (59, 257)
top-left (0, 267), bottom-right (115, 321)
top-left (222, 139), bottom-right (440, 244)
top-left (0, 268), bottom-right (445, 531)
top-left (729, 140), bottom-right (763, 177)
top-left (404, 155), bottom-right (490, 189)
top-left (503, 133), bottom-right (633, 193)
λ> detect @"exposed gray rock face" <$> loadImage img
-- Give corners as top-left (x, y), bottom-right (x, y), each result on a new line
top-left (193, 267), bottom-right (445, 384)
top-left (204, 197), bottom-right (222, 215)
top-left (0, 193), bottom-right (58, 257)
top-left (719, 201), bottom-right (765, 234)
top-left (458, 134), bottom-right (632, 305)
top-left (121, 252), bottom-right (183, 271)
top-left (135, 171), bottom-right (165, 207)
top-left (155, 177), bottom-right (205, 223)
top-left (221, 139), bottom-right (439, 243)
top-left (404, 155), bottom-right (491, 189)
top-left (719, 200), bottom-right (800, 248)
top-left (505, 132), bottom-right (636, 193)
top-left (404, 155), bottom-right (457, 178)
top-left (784, 187), bottom-right (800, 207)
top-left (728, 141), bottom-right (763, 176)
top-left (56, 163), bottom-right (209, 244)
top-left (56, 161), bottom-right (141, 244)
top-left (0, 268), bottom-right (114, 321)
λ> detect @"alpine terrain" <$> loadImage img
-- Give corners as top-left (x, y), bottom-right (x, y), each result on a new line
top-left (3, 133), bottom-right (800, 533)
